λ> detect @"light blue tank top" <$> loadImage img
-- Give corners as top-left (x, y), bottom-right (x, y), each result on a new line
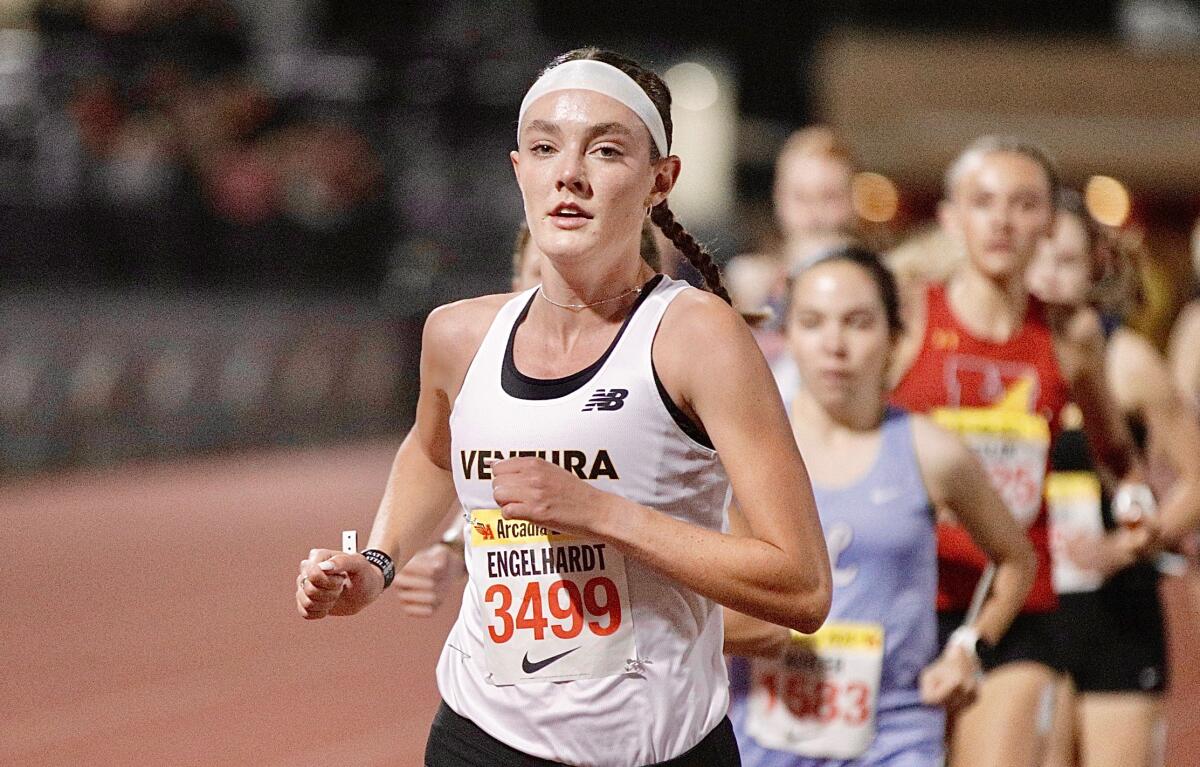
top-left (729, 407), bottom-right (944, 765)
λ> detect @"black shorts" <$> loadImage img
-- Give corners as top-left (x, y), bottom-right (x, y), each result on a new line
top-left (424, 701), bottom-right (741, 767)
top-left (938, 610), bottom-right (1065, 673)
top-left (1051, 567), bottom-right (1168, 694)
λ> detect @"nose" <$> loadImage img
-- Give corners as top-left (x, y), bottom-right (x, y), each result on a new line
top-left (990, 201), bottom-right (1016, 233)
top-left (820, 323), bottom-right (847, 356)
top-left (554, 148), bottom-right (588, 195)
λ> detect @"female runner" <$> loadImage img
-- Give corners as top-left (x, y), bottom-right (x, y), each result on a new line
top-left (724, 245), bottom-right (1035, 766)
top-left (1026, 191), bottom-right (1200, 767)
top-left (295, 48), bottom-right (832, 767)
top-left (889, 136), bottom-right (1147, 767)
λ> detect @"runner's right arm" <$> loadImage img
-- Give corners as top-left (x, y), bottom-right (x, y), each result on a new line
top-left (1167, 301), bottom-right (1200, 411)
top-left (1055, 307), bottom-right (1141, 489)
top-left (296, 297), bottom-right (504, 620)
top-left (1055, 308), bottom-right (1160, 563)
top-left (1110, 329), bottom-right (1200, 552)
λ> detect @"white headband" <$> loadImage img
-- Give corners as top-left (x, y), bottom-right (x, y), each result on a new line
top-left (517, 59), bottom-right (669, 157)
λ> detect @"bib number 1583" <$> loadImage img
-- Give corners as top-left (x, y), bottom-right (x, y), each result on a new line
top-left (756, 671), bottom-right (872, 726)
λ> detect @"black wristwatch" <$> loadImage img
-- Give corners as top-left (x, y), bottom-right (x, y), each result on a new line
top-left (361, 549), bottom-right (396, 589)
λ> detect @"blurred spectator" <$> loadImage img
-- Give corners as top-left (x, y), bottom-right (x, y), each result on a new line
top-left (31, 0), bottom-right (387, 291)
top-left (771, 126), bottom-right (859, 247)
top-left (724, 126), bottom-right (863, 382)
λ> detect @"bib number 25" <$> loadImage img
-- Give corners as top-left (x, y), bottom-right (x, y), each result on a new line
top-left (485, 577), bottom-right (622, 644)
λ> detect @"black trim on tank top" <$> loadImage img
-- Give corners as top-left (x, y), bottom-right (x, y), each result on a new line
top-left (653, 361), bottom-right (713, 450)
top-left (501, 274), bottom-right (665, 400)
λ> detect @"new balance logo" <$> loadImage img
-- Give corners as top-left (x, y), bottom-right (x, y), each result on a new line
top-left (582, 388), bottom-right (628, 412)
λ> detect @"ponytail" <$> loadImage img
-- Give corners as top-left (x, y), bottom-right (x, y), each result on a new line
top-left (650, 202), bottom-right (732, 305)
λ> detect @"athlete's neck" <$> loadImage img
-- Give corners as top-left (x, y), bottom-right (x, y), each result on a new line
top-left (947, 266), bottom-right (1029, 344)
top-left (790, 390), bottom-right (886, 487)
top-left (532, 253), bottom-right (653, 340)
top-left (792, 386), bottom-right (886, 439)
top-left (523, 254), bottom-right (657, 362)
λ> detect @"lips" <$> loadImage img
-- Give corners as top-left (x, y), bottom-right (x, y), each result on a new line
top-left (547, 201), bottom-right (592, 230)
top-left (818, 369), bottom-right (853, 383)
top-left (550, 202), bottom-right (593, 219)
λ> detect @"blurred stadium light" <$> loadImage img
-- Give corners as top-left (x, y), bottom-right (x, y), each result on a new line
top-left (662, 56), bottom-right (737, 231)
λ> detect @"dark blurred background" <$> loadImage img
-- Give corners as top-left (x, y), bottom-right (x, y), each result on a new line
top-left (2, 0), bottom-right (1198, 473)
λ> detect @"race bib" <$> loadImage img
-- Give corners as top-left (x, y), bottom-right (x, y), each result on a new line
top-left (933, 407), bottom-right (1050, 528)
top-left (1047, 471), bottom-right (1105, 594)
top-left (746, 622), bottom-right (884, 759)
top-left (468, 509), bottom-right (637, 686)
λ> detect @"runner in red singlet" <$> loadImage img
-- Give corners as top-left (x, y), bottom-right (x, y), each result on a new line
top-left (889, 136), bottom-right (1148, 767)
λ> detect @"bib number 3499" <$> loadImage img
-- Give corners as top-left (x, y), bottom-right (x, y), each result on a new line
top-left (467, 509), bottom-right (637, 686)
top-left (484, 577), bottom-right (622, 643)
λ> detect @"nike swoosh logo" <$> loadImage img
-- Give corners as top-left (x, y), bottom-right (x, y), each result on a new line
top-left (521, 647), bottom-right (579, 674)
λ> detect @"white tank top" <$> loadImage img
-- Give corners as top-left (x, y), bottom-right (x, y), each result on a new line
top-left (436, 275), bottom-right (732, 766)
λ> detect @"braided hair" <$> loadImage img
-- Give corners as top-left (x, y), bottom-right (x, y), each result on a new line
top-left (544, 48), bottom-right (732, 306)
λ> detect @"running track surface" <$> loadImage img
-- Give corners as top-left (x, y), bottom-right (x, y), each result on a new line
top-left (3, 439), bottom-right (1199, 766)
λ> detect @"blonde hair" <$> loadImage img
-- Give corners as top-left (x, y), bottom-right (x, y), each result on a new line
top-left (775, 126), bottom-right (858, 175)
top-left (943, 135), bottom-right (1061, 202)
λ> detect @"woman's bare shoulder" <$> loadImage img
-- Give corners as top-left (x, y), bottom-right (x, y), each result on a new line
top-left (422, 291), bottom-right (521, 381)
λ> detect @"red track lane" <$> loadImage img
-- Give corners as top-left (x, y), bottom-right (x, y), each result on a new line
top-left (3, 440), bottom-right (1199, 765)
top-left (2, 440), bottom-right (459, 767)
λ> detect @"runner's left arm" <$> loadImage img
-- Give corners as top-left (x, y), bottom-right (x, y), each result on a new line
top-left (720, 501), bottom-right (791, 658)
top-left (911, 415), bottom-right (1035, 711)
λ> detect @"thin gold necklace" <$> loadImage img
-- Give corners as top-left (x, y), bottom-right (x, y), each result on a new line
top-left (538, 283), bottom-right (643, 312)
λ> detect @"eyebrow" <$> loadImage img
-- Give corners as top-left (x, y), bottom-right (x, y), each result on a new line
top-left (524, 119), bottom-right (636, 141)
top-left (526, 119), bottom-right (562, 136)
top-left (586, 122), bottom-right (635, 140)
